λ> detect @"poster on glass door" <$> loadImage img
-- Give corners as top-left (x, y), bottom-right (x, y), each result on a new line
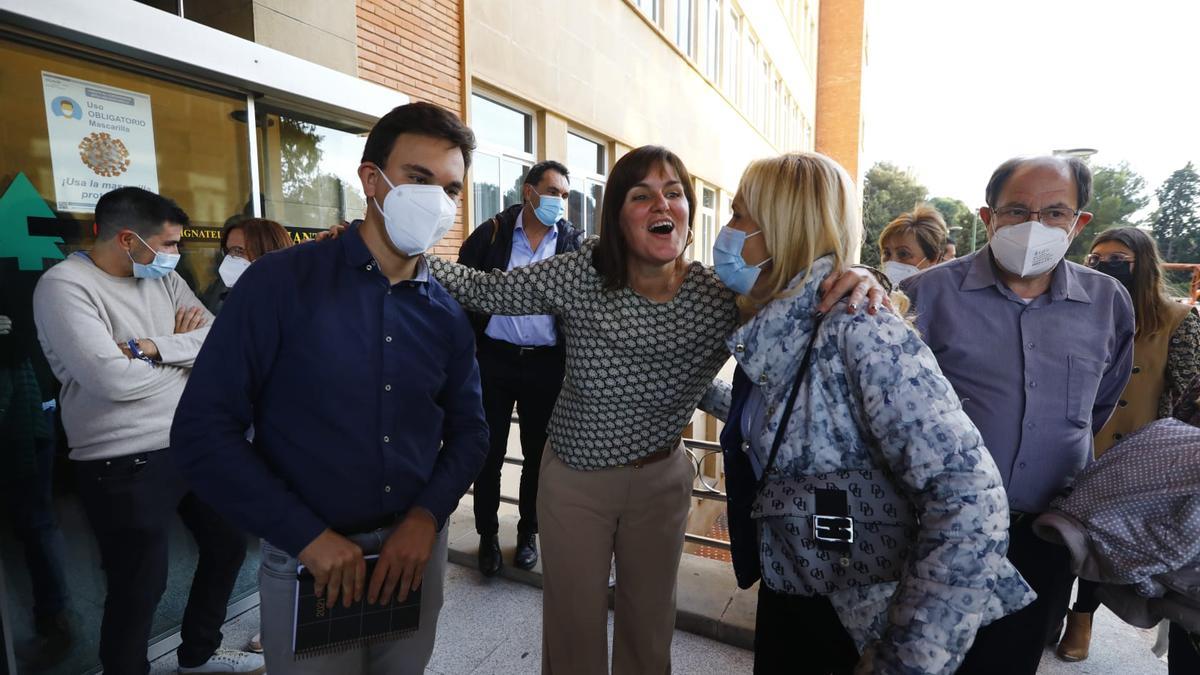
top-left (41, 71), bottom-right (159, 213)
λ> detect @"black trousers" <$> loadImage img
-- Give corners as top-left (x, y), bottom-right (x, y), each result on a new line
top-left (956, 515), bottom-right (1075, 675)
top-left (473, 337), bottom-right (565, 536)
top-left (754, 585), bottom-right (859, 675)
top-left (1170, 622), bottom-right (1200, 675)
top-left (75, 449), bottom-right (246, 674)
top-left (1073, 578), bottom-right (1102, 614)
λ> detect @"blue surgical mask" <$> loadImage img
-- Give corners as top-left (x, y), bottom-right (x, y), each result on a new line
top-left (128, 232), bottom-right (180, 280)
top-left (531, 191), bottom-right (566, 226)
top-left (713, 226), bottom-right (772, 295)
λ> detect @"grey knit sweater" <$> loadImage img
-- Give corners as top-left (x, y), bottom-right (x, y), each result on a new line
top-left (431, 238), bottom-right (737, 469)
top-left (33, 253), bottom-right (212, 460)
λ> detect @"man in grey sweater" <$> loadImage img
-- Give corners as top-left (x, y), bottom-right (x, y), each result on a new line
top-left (32, 187), bottom-right (263, 675)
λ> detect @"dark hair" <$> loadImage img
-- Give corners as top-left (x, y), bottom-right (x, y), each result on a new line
top-left (361, 102), bottom-right (477, 172)
top-left (524, 160), bottom-right (570, 187)
top-left (592, 146), bottom-right (696, 291)
top-left (985, 156), bottom-right (1093, 210)
top-left (1090, 227), bottom-right (1171, 337)
top-left (95, 187), bottom-right (189, 240)
top-left (221, 217), bottom-right (293, 261)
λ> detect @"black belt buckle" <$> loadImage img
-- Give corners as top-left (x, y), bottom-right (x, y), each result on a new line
top-left (813, 487), bottom-right (853, 552)
top-left (812, 515), bottom-right (855, 544)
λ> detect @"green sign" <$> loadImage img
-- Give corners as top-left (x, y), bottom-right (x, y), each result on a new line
top-left (0, 172), bottom-right (66, 271)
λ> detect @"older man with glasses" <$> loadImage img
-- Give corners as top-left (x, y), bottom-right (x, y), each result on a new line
top-left (898, 156), bottom-right (1136, 674)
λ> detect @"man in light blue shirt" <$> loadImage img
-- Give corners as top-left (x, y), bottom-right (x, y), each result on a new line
top-left (901, 156), bottom-right (1135, 675)
top-left (456, 161), bottom-right (583, 576)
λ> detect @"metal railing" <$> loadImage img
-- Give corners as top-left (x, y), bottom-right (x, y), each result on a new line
top-left (485, 416), bottom-right (732, 551)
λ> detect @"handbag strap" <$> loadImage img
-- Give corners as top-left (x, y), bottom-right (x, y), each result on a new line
top-left (755, 314), bottom-right (825, 491)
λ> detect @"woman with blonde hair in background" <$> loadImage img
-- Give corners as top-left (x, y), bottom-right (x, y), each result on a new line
top-left (878, 204), bottom-right (949, 286)
top-left (713, 152), bottom-right (1034, 674)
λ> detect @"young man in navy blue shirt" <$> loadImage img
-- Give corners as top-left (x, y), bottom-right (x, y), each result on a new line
top-left (171, 102), bottom-right (489, 674)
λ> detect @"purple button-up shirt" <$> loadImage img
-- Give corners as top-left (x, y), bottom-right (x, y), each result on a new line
top-left (900, 246), bottom-right (1135, 513)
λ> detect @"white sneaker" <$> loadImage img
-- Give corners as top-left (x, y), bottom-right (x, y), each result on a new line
top-left (178, 648), bottom-right (266, 674)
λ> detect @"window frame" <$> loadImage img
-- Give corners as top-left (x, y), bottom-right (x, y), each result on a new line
top-left (565, 129), bottom-right (609, 237)
top-left (469, 90), bottom-right (538, 228)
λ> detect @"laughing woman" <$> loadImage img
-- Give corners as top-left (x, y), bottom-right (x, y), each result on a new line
top-left (428, 145), bottom-right (887, 675)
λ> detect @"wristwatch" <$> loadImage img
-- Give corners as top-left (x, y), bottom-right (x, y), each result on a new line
top-left (126, 339), bottom-right (156, 366)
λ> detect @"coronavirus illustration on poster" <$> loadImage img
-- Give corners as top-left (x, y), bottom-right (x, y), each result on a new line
top-left (41, 71), bottom-right (159, 213)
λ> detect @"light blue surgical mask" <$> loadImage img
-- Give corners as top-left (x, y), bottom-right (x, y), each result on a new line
top-left (530, 190), bottom-right (566, 226)
top-left (127, 232), bottom-right (180, 280)
top-left (713, 226), bottom-right (772, 295)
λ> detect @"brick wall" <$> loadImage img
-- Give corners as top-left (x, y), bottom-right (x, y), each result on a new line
top-left (356, 0), bottom-right (466, 256)
top-left (814, 0), bottom-right (865, 180)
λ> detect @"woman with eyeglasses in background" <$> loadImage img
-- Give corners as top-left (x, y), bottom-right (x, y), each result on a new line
top-left (201, 218), bottom-right (293, 315)
top-left (1054, 226), bottom-right (1200, 664)
top-left (877, 204), bottom-right (948, 286)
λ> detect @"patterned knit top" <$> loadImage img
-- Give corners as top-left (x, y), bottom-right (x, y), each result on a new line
top-left (430, 238), bottom-right (738, 470)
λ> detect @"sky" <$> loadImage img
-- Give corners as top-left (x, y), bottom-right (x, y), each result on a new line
top-left (860, 0), bottom-right (1200, 214)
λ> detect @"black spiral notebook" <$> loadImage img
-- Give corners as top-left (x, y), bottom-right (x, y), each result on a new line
top-left (293, 555), bottom-right (422, 659)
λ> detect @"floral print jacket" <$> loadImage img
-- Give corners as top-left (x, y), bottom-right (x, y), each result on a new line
top-left (707, 256), bottom-right (1035, 675)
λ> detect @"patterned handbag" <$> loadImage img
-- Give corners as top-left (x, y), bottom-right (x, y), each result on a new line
top-left (750, 320), bottom-right (918, 596)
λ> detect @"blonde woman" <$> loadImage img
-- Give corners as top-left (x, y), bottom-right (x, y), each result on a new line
top-left (427, 145), bottom-right (888, 675)
top-left (712, 153), bottom-right (1034, 674)
top-left (878, 205), bottom-right (949, 285)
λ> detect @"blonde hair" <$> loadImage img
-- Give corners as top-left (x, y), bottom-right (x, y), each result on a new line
top-left (736, 152), bottom-right (860, 310)
top-left (878, 205), bottom-right (948, 264)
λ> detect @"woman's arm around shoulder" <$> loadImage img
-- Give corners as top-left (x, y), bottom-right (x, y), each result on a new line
top-left (428, 239), bottom-right (594, 317)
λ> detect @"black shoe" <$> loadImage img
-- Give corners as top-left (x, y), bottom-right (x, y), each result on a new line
top-left (17, 611), bottom-right (71, 670)
top-left (478, 534), bottom-right (502, 577)
top-left (514, 531), bottom-right (538, 570)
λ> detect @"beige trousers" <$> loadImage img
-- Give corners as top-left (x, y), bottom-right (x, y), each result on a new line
top-left (538, 443), bottom-right (693, 675)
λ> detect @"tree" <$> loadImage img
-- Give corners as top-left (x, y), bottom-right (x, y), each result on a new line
top-left (861, 162), bottom-right (927, 266)
top-left (927, 196), bottom-right (984, 255)
top-left (1150, 162), bottom-right (1200, 263)
top-left (1066, 162), bottom-right (1149, 261)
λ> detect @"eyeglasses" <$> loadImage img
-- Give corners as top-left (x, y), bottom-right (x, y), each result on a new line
top-left (993, 206), bottom-right (1080, 227)
top-left (1085, 253), bottom-right (1135, 268)
top-left (226, 245), bottom-right (247, 258)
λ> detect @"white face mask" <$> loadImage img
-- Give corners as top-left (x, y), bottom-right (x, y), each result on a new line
top-left (218, 255), bottom-right (251, 287)
top-left (882, 260), bottom-right (924, 285)
top-left (989, 220), bottom-right (1070, 278)
top-left (371, 166), bottom-right (457, 256)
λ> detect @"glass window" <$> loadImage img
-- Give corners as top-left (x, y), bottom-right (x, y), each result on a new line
top-left (742, 35), bottom-right (756, 112)
top-left (696, 185), bottom-right (717, 264)
top-left (470, 94), bottom-right (532, 154)
top-left (0, 36), bottom-right (257, 674)
top-left (567, 133), bottom-right (605, 176)
top-left (703, 0), bottom-right (721, 80)
top-left (567, 133), bottom-right (607, 236)
top-left (569, 179), bottom-right (604, 238)
top-left (635, 0), bottom-right (660, 22)
top-left (258, 114), bottom-right (368, 232)
top-left (673, 0), bottom-right (694, 57)
top-left (723, 7), bottom-right (740, 98)
top-left (471, 153), bottom-right (530, 224)
top-left (131, 0), bottom-right (255, 40)
top-left (133, 0), bottom-right (180, 14)
top-left (470, 93), bottom-right (535, 226)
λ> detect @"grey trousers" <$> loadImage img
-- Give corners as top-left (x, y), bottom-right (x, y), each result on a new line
top-left (258, 525), bottom-right (449, 675)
